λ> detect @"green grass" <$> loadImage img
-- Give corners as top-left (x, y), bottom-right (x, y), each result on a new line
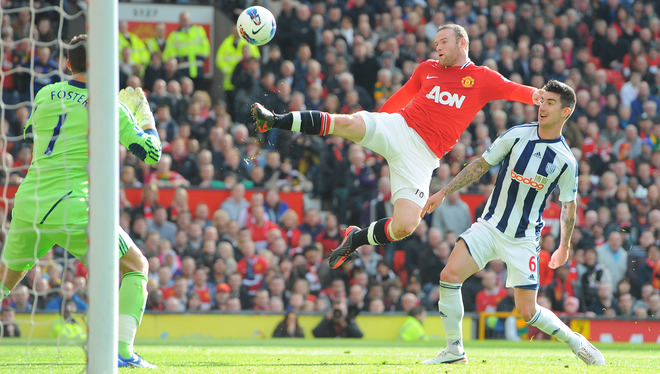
top-left (0, 338), bottom-right (657, 373)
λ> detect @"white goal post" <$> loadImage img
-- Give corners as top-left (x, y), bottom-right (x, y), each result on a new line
top-left (87, 0), bottom-right (119, 373)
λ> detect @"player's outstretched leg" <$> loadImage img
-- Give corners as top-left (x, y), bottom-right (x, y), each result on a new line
top-left (570, 332), bottom-right (606, 365)
top-left (517, 289), bottom-right (605, 366)
top-left (251, 103), bottom-right (334, 136)
top-left (328, 225), bottom-right (360, 269)
top-left (328, 217), bottom-right (400, 269)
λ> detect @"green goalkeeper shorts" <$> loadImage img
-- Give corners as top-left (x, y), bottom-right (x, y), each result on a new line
top-left (2, 217), bottom-right (135, 271)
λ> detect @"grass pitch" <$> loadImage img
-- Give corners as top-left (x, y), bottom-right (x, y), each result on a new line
top-left (0, 338), bottom-right (657, 373)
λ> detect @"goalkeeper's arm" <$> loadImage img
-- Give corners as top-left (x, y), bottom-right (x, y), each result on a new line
top-left (118, 87), bottom-right (161, 165)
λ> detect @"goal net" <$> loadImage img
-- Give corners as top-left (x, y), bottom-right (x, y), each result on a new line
top-left (1, 1), bottom-right (118, 372)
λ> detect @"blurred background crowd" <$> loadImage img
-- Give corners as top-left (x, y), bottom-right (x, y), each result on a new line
top-left (1, 0), bottom-right (659, 335)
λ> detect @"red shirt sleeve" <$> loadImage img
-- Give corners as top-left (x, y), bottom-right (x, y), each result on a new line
top-left (483, 67), bottom-right (536, 105)
top-left (506, 83), bottom-right (537, 105)
top-left (378, 64), bottom-right (422, 113)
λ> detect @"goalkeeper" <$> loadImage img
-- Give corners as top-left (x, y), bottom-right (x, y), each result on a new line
top-left (0, 34), bottom-right (160, 369)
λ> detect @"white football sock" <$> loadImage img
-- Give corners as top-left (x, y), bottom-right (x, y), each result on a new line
top-left (438, 281), bottom-right (464, 354)
top-left (527, 306), bottom-right (578, 347)
top-left (118, 314), bottom-right (138, 356)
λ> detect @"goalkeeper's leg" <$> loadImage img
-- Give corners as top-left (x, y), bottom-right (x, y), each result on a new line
top-left (1, 218), bottom-right (56, 299)
top-left (118, 229), bottom-right (149, 360)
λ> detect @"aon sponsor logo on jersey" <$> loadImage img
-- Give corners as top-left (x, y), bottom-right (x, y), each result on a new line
top-left (425, 86), bottom-right (466, 108)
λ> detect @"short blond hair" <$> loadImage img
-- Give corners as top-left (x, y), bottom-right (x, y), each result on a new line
top-left (437, 23), bottom-right (469, 49)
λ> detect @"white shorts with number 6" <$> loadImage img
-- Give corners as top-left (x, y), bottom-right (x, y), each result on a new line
top-left (459, 219), bottom-right (540, 289)
top-left (356, 111), bottom-right (440, 208)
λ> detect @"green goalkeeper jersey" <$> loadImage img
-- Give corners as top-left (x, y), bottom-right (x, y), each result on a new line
top-left (13, 80), bottom-right (161, 225)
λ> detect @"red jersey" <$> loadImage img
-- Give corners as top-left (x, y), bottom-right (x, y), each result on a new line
top-left (538, 250), bottom-right (552, 287)
top-left (380, 60), bottom-right (536, 158)
top-left (236, 255), bottom-right (269, 295)
top-left (191, 284), bottom-right (212, 310)
top-left (476, 287), bottom-right (508, 313)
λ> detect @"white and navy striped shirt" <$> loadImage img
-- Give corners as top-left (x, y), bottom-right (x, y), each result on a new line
top-left (480, 123), bottom-right (578, 239)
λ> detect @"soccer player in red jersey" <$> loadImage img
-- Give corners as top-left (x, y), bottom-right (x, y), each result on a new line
top-left (252, 24), bottom-right (544, 269)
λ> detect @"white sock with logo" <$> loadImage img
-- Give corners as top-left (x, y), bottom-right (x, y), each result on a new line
top-left (527, 306), bottom-right (578, 348)
top-left (438, 281), bottom-right (464, 354)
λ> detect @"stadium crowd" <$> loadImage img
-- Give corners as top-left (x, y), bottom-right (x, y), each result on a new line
top-left (1, 0), bottom-right (660, 334)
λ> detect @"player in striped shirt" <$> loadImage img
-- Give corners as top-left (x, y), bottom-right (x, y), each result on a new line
top-left (420, 80), bottom-right (604, 366)
top-left (0, 35), bottom-right (161, 368)
top-left (252, 24), bottom-right (544, 269)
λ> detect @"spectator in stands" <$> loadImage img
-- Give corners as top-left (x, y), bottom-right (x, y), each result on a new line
top-left (162, 79), bottom-right (187, 121)
top-left (147, 206), bottom-right (177, 245)
top-left (398, 292), bottom-right (419, 314)
top-left (164, 297), bottom-right (182, 312)
top-left (145, 22), bottom-right (167, 55)
top-left (246, 205), bottom-right (279, 251)
top-left (8, 284), bottom-right (31, 313)
top-left (397, 306), bottom-right (429, 341)
top-left (291, 244), bottom-right (331, 296)
top-left (313, 213), bottom-right (339, 257)
top-left (596, 231), bottom-right (628, 290)
top-left (1, 306), bottom-right (20, 337)
top-left (354, 245), bottom-right (382, 278)
top-left (299, 208), bottom-right (323, 240)
top-left (236, 240), bottom-right (268, 296)
top-left (145, 153), bottom-right (189, 188)
top-left (418, 230), bottom-right (449, 292)
top-left (118, 20), bottom-right (149, 68)
top-left (638, 244), bottom-right (660, 289)
top-left (189, 267), bottom-right (212, 311)
top-left (45, 281), bottom-right (87, 312)
top-left (263, 189), bottom-right (289, 223)
top-left (273, 310), bottom-right (305, 338)
top-left (587, 282), bottom-right (618, 316)
top-left (251, 289), bottom-right (270, 312)
top-left (430, 192), bottom-right (472, 236)
top-left (29, 46), bottom-right (59, 97)
top-left (617, 292), bottom-right (635, 317)
top-left (312, 299), bottom-right (363, 338)
top-left (163, 11), bottom-right (209, 88)
top-left (48, 300), bottom-right (88, 342)
top-left (475, 271), bottom-right (507, 313)
top-left (279, 209), bottom-right (301, 249)
top-left (213, 282), bottom-right (230, 310)
top-left (154, 104), bottom-right (178, 144)
top-left (580, 247), bottom-right (611, 309)
top-left (146, 287), bottom-right (164, 311)
top-left (227, 271), bottom-right (251, 309)
top-left (647, 292), bottom-right (660, 318)
top-left (220, 183), bottom-right (249, 222)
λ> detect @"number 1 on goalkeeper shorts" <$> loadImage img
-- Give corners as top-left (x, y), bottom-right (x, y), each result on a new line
top-left (44, 113), bottom-right (67, 156)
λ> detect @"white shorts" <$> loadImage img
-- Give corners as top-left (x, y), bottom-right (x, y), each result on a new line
top-left (356, 111), bottom-right (440, 208)
top-left (459, 219), bottom-right (540, 289)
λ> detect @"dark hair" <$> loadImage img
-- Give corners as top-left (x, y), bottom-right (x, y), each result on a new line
top-left (543, 79), bottom-right (577, 115)
top-left (67, 34), bottom-right (87, 73)
top-left (437, 23), bottom-right (470, 49)
top-left (408, 305), bottom-right (425, 317)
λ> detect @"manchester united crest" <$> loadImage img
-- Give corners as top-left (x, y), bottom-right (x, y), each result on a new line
top-left (461, 76), bottom-right (475, 87)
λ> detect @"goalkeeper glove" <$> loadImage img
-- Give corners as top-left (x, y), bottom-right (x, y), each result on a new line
top-left (118, 87), bottom-right (155, 127)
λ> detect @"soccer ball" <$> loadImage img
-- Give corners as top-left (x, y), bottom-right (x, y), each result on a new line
top-left (236, 6), bottom-right (276, 46)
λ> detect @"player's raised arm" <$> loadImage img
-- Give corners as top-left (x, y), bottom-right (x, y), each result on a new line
top-left (421, 157), bottom-right (492, 218)
top-left (118, 87), bottom-right (161, 165)
top-left (485, 67), bottom-right (544, 106)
